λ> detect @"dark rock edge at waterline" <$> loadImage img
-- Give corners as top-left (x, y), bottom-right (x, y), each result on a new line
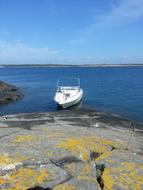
top-left (0, 81), bottom-right (23, 103)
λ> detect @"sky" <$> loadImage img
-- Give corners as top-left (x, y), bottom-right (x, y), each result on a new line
top-left (0, 0), bottom-right (143, 65)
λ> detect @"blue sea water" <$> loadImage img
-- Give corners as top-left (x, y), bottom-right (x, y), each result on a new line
top-left (0, 66), bottom-right (143, 123)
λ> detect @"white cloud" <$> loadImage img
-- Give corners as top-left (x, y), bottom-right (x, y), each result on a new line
top-left (71, 0), bottom-right (143, 44)
top-left (94, 0), bottom-right (143, 29)
top-left (0, 41), bottom-right (58, 64)
top-left (0, 41), bottom-right (142, 65)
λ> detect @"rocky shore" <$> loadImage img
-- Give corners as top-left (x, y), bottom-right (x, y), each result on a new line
top-left (0, 81), bottom-right (22, 103)
top-left (0, 110), bottom-right (143, 190)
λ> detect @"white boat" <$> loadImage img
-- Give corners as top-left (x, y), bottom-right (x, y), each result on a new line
top-left (54, 78), bottom-right (83, 109)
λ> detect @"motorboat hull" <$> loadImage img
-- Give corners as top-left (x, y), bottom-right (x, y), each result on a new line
top-left (54, 89), bottom-right (83, 109)
top-left (54, 78), bottom-right (83, 109)
top-left (60, 90), bottom-right (83, 109)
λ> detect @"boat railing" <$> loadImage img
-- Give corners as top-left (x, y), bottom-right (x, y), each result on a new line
top-left (58, 86), bottom-right (80, 91)
top-left (57, 77), bottom-right (80, 90)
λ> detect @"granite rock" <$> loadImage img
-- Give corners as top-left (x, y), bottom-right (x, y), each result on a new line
top-left (0, 81), bottom-right (23, 103)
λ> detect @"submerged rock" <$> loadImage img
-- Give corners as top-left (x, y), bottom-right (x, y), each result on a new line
top-left (0, 80), bottom-right (23, 103)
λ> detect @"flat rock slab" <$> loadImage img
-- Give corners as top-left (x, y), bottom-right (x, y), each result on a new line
top-left (0, 110), bottom-right (143, 190)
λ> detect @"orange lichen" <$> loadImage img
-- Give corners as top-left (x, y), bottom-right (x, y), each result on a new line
top-left (102, 168), bottom-right (114, 190)
top-left (95, 151), bottom-right (112, 162)
top-left (0, 167), bottom-right (50, 190)
top-left (75, 163), bottom-right (98, 185)
top-left (83, 164), bottom-right (91, 174)
top-left (57, 136), bottom-right (119, 161)
top-left (102, 162), bottom-right (143, 190)
top-left (77, 175), bottom-right (97, 183)
top-left (13, 153), bottom-right (29, 162)
top-left (53, 184), bottom-right (75, 190)
top-left (13, 135), bottom-right (34, 143)
top-left (101, 139), bottom-right (117, 147)
top-left (0, 176), bottom-right (6, 185)
top-left (0, 154), bottom-right (13, 165)
top-left (0, 153), bottom-right (49, 189)
top-left (36, 169), bottom-right (50, 184)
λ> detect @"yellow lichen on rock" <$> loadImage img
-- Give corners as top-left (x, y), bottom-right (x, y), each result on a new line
top-left (75, 163), bottom-right (98, 184)
top-left (102, 162), bottom-right (143, 190)
top-left (0, 167), bottom-right (50, 190)
top-left (95, 151), bottom-right (112, 162)
top-left (0, 153), bottom-right (29, 170)
top-left (0, 154), bottom-right (13, 165)
top-left (0, 154), bottom-right (49, 189)
top-left (36, 168), bottom-right (50, 184)
top-left (0, 176), bottom-right (6, 185)
top-left (77, 175), bottom-right (97, 183)
top-left (12, 135), bottom-right (34, 143)
top-left (57, 137), bottom-right (89, 161)
top-left (83, 163), bottom-right (91, 174)
top-left (57, 136), bottom-right (119, 161)
top-left (53, 184), bottom-right (75, 190)
top-left (101, 139), bottom-right (118, 148)
top-left (13, 153), bottom-right (29, 162)
top-left (102, 168), bottom-right (114, 190)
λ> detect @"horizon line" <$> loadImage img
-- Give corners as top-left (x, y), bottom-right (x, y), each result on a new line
top-left (0, 63), bottom-right (143, 67)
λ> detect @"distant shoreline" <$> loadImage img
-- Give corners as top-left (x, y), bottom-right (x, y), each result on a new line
top-left (0, 63), bottom-right (143, 68)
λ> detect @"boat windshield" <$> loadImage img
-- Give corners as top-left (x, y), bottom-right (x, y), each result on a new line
top-left (57, 78), bottom-right (80, 90)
